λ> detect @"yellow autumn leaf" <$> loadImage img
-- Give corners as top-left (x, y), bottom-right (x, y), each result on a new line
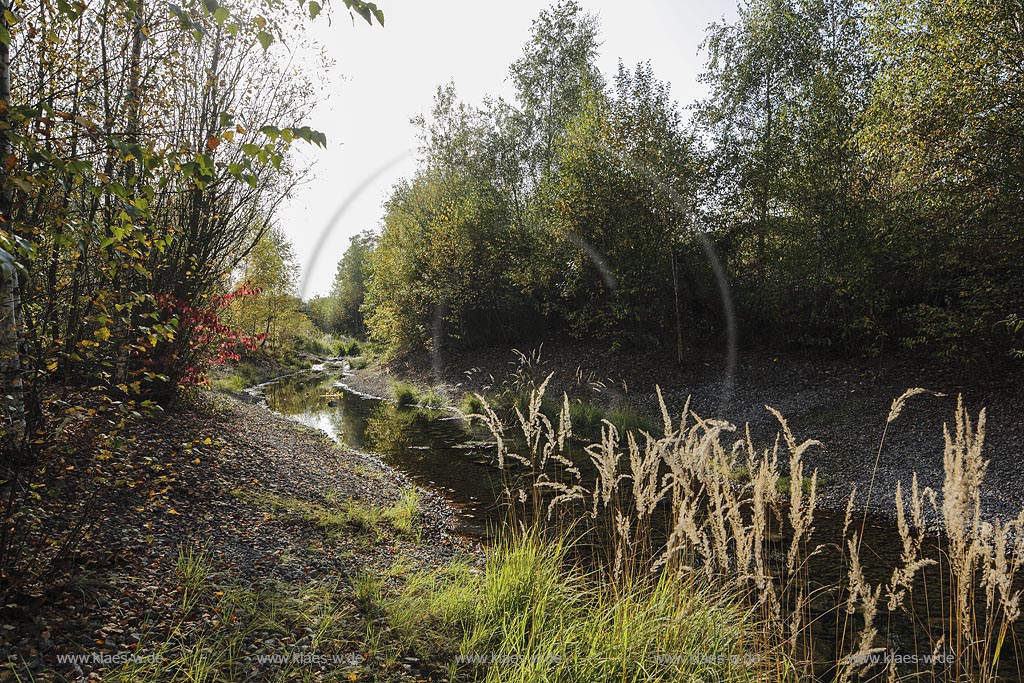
top-left (93, 327), bottom-right (111, 340)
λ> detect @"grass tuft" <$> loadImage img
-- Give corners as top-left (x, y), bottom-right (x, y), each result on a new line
top-left (376, 530), bottom-right (756, 682)
top-left (381, 487), bottom-right (420, 536)
top-left (568, 399), bottom-right (604, 435)
top-left (392, 380), bottom-right (418, 406)
top-left (605, 404), bottom-right (654, 435)
top-left (419, 388), bottom-right (445, 409)
top-left (459, 393), bottom-right (485, 415)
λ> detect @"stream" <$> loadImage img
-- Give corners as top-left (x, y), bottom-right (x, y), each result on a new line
top-left (248, 363), bottom-right (1020, 678)
top-left (248, 363), bottom-right (507, 536)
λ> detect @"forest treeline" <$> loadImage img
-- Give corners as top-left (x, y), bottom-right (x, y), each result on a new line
top-left (313, 0), bottom-right (1024, 367)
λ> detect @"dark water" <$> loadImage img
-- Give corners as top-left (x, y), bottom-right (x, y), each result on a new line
top-left (253, 367), bottom-right (1020, 679)
top-left (253, 366), bottom-right (508, 534)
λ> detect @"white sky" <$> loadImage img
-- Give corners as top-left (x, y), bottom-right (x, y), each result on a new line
top-left (280, 0), bottom-right (739, 298)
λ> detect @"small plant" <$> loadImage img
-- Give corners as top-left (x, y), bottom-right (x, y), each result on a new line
top-left (176, 543), bottom-right (213, 591)
top-left (392, 380), bottom-right (418, 406)
top-left (419, 388), bottom-right (445, 409)
top-left (351, 569), bottom-right (385, 611)
top-left (176, 544), bottom-right (213, 613)
top-left (459, 393), bottom-right (485, 415)
top-left (568, 399), bottom-right (604, 435)
top-left (381, 487), bottom-right (420, 536)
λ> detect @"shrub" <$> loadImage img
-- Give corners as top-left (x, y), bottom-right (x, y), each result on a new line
top-left (337, 338), bottom-right (362, 357)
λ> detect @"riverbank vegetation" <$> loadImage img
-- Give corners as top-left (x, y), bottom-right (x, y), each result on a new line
top-left (356, 380), bottom-right (1021, 682)
top-left (315, 0), bottom-right (1024, 372)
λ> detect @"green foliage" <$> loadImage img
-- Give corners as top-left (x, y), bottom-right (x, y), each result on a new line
top-left (316, 231), bottom-right (377, 336)
top-left (605, 404), bottom-right (653, 436)
top-left (108, 549), bottom-right (357, 683)
top-left (418, 388), bottom-right (445, 409)
top-left (380, 486), bottom-right (420, 536)
top-left (225, 226), bottom-right (320, 357)
top-left (510, 0), bottom-right (604, 181)
top-left (337, 0), bottom-right (1023, 366)
top-left (336, 337), bottom-right (362, 357)
top-left (567, 400), bottom-right (604, 435)
top-left (0, 0), bottom-right (365, 422)
top-left (208, 361), bottom-right (269, 393)
top-left (852, 0), bottom-right (1024, 361)
top-left (390, 380), bottom-right (445, 409)
top-left (544, 62), bottom-right (695, 342)
top-left (364, 141), bottom-right (526, 354)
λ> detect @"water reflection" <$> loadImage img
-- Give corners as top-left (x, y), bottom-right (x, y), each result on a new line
top-left (259, 371), bottom-right (505, 530)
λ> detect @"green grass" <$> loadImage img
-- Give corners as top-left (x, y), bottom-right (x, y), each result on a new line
top-left (391, 380), bottom-right (447, 409)
top-left (606, 404), bottom-right (654, 435)
top-left (336, 337), bottom-right (362, 356)
top-left (109, 547), bottom-right (360, 683)
top-left (375, 530), bottom-right (758, 682)
top-left (419, 388), bottom-right (445, 409)
top-left (293, 330), bottom-right (337, 357)
top-left (568, 400), bottom-right (605, 435)
top-left (776, 474), bottom-right (815, 496)
top-left (459, 393), bottom-right (485, 415)
top-left (487, 391), bottom-right (562, 426)
top-left (232, 488), bottom-right (420, 541)
top-left (732, 466), bottom-right (818, 495)
top-left (392, 380), bottom-right (418, 406)
top-left (209, 361), bottom-right (266, 393)
top-left (381, 486), bottom-right (420, 536)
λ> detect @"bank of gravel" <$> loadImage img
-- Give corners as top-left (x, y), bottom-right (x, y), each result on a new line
top-left (1, 391), bottom-right (477, 682)
top-left (343, 340), bottom-right (1024, 522)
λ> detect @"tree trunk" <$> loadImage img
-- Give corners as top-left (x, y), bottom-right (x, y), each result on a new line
top-left (671, 249), bottom-right (684, 365)
top-left (0, 269), bottom-right (25, 454)
top-left (758, 72), bottom-right (774, 285)
top-left (113, 0), bottom-right (146, 385)
top-left (0, 0), bottom-right (26, 455)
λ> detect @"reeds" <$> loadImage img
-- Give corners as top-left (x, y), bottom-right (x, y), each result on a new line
top-left (467, 378), bottom-right (1023, 682)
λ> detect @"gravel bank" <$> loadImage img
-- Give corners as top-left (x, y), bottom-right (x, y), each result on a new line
top-left (2, 391), bottom-right (478, 682)
top-left (351, 341), bottom-right (1024, 522)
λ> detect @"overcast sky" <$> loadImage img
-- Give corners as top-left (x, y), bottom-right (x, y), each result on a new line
top-left (281, 0), bottom-right (739, 298)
